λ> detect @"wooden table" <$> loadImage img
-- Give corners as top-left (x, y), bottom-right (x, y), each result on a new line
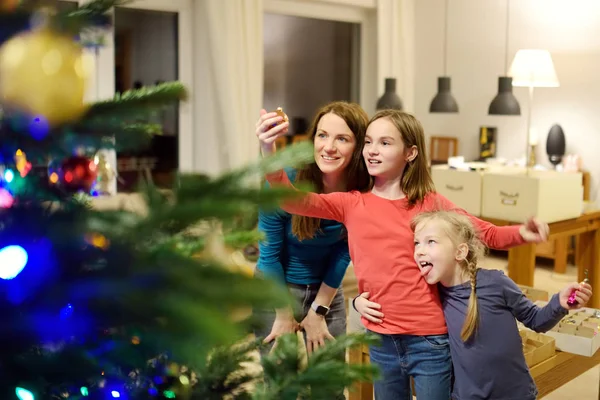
top-left (485, 210), bottom-right (600, 308)
top-left (348, 344), bottom-right (600, 400)
top-left (531, 349), bottom-right (600, 398)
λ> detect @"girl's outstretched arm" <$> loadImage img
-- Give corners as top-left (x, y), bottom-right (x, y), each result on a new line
top-left (265, 170), bottom-right (356, 223)
top-left (434, 193), bottom-right (546, 250)
top-left (500, 271), bottom-right (568, 332)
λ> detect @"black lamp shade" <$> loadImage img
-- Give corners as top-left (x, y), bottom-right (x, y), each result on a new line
top-left (376, 78), bottom-right (403, 110)
top-left (488, 77), bottom-right (521, 115)
top-left (429, 77), bottom-right (459, 113)
top-left (546, 124), bottom-right (566, 166)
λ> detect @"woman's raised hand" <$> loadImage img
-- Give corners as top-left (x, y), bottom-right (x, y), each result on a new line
top-left (255, 108), bottom-right (289, 156)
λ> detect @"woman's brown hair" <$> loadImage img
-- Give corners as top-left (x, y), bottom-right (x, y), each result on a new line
top-left (411, 210), bottom-right (486, 342)
top-left (291, 101), bottom-right (370, 240)
top-left (368, 110), bottom-right (435, 207)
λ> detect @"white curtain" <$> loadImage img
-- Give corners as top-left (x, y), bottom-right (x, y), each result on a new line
top-left (193, 0), bottom-right (264, 176)
top-left (377, 0), bottom-right (416, 112)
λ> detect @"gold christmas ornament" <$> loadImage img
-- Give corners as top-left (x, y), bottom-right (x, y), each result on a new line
top-left (270, 106), bottom-right (289, 128)
top-left (0, 28), bottom-right (94, 126)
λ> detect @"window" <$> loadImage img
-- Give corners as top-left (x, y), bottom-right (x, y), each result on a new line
top-left (263, 14), bottom-right (360, 137)
top-left (113, 7), bottom-right (179, 190)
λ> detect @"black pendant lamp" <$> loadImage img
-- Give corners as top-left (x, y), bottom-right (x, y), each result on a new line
top-left (430, 0), bottom-right (458, 113)
top-left (489, 77), bottom-right (520, 115)
top-left (376, 1), bottom-right (403, 111)
top-left (488, 0), bottom-right (521, 115)
top-left (376, 78), bottom-right (403, 110)
top-left (430, 77), bottom-right (458, 113)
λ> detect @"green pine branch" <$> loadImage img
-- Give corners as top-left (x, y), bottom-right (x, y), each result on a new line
top-left (254, 333), bottom-right (380, 400)
top-left (190, 338), bottom-right (262, 399)
top-left (0, 83), bottom-right (182, 161)
top-left (54, 0), bottom-right (130, 34)
top-left (113, 143), bottom-right (314, 241)
top-left (224, 230), bottom-right (264, 249)
top-left (165, 333), bottom-right (380, 400)
top-left (0, 0), bottom-right (124, 40)
top-left (166, 230), bottom-right (263, 258)
top-left (83, 82), bottom-right (188, 121)
top-left (52, 83), bottom-right (188, 153)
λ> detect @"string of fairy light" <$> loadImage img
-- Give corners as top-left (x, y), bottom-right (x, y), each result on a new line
top-left (14, 386), bottom-right (179, 399)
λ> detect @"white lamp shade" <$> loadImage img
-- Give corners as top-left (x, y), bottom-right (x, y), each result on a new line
top-left (509, 49), bottom-right (560, 87)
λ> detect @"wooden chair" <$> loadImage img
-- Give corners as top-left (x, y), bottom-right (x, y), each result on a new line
top-left (429, 136), bottom-right (459, 165)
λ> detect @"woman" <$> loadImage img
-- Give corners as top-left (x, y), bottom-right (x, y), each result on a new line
top-left (254, 101), bottom-right (370, 356)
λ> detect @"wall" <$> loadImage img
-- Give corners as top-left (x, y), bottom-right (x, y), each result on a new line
top-left (414, 0), bottom-right (600, 201)
top-left (263, 13), bottom-right (358, 133)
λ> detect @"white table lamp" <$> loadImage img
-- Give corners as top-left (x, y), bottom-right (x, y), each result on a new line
top-left (509, 49), bottom-right (559, 168)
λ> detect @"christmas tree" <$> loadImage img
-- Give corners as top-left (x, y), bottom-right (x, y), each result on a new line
top-left (0, 1), bottom-right (377, 399)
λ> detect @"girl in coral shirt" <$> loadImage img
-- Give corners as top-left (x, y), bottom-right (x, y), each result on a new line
top-left (256, 109), bottom-right (548, 400)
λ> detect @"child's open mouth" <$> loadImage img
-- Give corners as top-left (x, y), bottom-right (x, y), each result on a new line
top-left (419, 261), bottom-right (433, 277)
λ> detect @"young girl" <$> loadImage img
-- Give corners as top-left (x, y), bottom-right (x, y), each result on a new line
top-left (257, 109), bottom-right (549, 399)
top-left (412, 210), bottom-right (592, 400)
top-left (254, 102), bottom-right (370, 358)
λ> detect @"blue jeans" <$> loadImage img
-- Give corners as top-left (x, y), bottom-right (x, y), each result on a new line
top-left (368, 332), bottom-right (452, 400)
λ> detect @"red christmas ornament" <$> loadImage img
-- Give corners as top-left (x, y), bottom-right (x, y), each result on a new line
top-left (60, 155), bottom-right (97, 193)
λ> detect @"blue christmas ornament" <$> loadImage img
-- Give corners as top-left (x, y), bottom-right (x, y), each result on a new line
top-left (28, 115), bottom-right (50, 140)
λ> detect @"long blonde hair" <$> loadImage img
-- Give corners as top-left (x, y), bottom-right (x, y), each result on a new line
top-left (368, 110), bottom-right (434, 206)
top-left (411, 210), bottom-right (486, 342)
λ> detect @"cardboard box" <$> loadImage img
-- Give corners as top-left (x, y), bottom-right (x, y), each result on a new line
top-left (534, 301), bottom-right (600, 357)
top-left (431, 164), bottom-right (531, 217)
top-left (431, 165), bottom-right (485, 216)
top-left (481, 169), bottom-right (583, 223)
top-left (519, 329), bottom-right (556, 367)
top-left (518, 285), bottom-right (549, 302)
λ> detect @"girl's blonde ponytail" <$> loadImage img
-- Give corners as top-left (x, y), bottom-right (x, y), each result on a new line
top-left (461, 261), bottom-right (479, 341)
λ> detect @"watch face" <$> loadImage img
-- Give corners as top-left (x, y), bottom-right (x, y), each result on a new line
top-left (315, 305), bottom-right (329, 315)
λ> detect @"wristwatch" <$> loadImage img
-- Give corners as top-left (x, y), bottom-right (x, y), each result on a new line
top-left (311, 302), bottom-right (330, 316)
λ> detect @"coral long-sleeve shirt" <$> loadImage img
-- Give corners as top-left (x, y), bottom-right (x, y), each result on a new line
top-left (266, 170), bottom-right (525, 335)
